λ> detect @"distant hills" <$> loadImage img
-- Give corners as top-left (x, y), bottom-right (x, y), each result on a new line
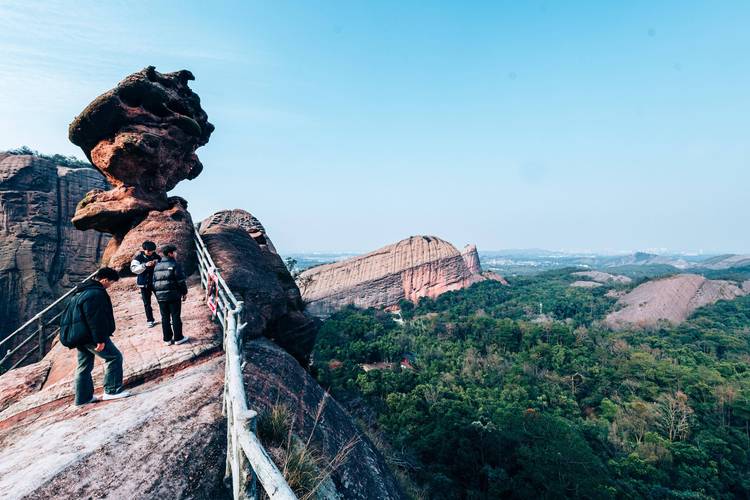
top-left (478, 249), bottom-right (750, 277)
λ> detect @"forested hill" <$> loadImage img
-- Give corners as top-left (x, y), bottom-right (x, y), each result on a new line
top-left (313, 271), bottom-right (750, 499)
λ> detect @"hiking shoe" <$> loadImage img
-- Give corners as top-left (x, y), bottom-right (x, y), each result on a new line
top-left (147, 321), bottom-right (156, 328)
top-left (174, 337), bottom-right (190, 345)
top-left (102, 390), bottom-right (131, 401)
top-left (76, 395), bottom-right (99, 406)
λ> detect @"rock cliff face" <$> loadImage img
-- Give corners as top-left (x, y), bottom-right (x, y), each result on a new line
top-left (68, 66), bottom-right (212, 273)
top-left (0, 152), bottom-right (108, 341)
top-left (244, 339), bottom-right (403, 499)
top-left (605, 274), bottom-right (749, 329)
top-left (199, 210), bottom-right (318, 365)
top-left (300, 235), bottom-right (486, 316)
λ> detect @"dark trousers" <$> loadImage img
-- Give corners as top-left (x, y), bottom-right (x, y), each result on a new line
top-left (140, 286), bottom-right (155, 322)
top-left (75, 339), bottom-right (124, 404)
top-left (158, 300), bottom-right (183, 342)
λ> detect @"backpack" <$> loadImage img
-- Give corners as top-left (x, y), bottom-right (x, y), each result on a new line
top-left (59, 289), bottom-right (89, 349)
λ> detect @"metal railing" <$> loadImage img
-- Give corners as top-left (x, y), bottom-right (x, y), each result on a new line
top-left (0, 271), bottom-right (97, 373)
top-left (194, 227), bottom-right (297, 500)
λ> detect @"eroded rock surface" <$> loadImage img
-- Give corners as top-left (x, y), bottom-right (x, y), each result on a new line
top-left (102, 197), bottom-right (196, 275)
top-left (0, 152), bottom-right (109, 343)
top-left (605, 274), bottom-right (748, 329)
top-left (244, 339), bottom-right (403, 500)
top-left (200, 214), bottom-right (318, 365)
top-left (0, 358), bottom-right (228, 500)
top-left (299, 235), bottom-right (487, 316)
top-left (68, 66), bottom-right (213, 238)
top-left (200, 208), bottom-right (278, 254)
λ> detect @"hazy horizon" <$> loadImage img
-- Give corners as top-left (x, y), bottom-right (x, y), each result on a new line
top-left (1, 1), bottom-right (748, 254)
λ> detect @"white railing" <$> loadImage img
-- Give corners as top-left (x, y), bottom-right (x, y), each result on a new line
top-left (0, 270), bottom-right (97, 373)
top-left (194, 227), bottom-right (297, 500)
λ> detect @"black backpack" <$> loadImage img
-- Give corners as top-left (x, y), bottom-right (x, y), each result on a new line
top-left (59, 289), bottom-right (89, 349)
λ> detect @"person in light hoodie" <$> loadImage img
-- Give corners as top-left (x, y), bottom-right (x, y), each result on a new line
top-left (130, 240), bottom-right (162, 328)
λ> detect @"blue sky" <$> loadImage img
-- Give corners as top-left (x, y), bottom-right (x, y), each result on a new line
top-left (0, 1), bottom-right (748, 254)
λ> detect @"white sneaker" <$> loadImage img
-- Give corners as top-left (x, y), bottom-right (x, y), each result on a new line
top-left (102, 390), bottom-right (131, 401)
top-left (147, 321), bottom-right (156, 328)
top-left (174, 337), bottom-right (190, 345)
top-left (76, 395), bottom-right (99, 406)
top-left (164, 340), bottom-right (173, 345)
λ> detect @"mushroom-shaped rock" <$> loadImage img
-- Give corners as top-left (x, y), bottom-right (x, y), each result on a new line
top-left (68, 66), bottom-right (213, 236)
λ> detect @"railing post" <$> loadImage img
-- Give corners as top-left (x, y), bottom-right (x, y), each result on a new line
top-left (37, 318), bottom-right (45, 361)
top-left (238, 409), bottom-right (259, 500)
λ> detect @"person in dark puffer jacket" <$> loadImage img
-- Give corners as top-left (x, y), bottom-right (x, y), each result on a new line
top-left (152, 244), bottom-right (189, 345)
top-left (72, 267), bottom-right (132, 405)
top-left (130, 240), bottom-right (162, 328)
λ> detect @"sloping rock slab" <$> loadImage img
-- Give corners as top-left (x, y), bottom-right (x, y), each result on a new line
top-left (605, 274), bottom-right (748, 329)
top-left (243, 339), bottom-right (404, 500)
top-left (0, 357), bottom-right (227, 500)
top-left (0, 276), bottom-right (220, 421)
top-left (0, 360), bottom-right (50, 413)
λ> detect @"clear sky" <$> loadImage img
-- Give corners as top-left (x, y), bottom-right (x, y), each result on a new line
top-left (1, 1), bottom-right (748, 254)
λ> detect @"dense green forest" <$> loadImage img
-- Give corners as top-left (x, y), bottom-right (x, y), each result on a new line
top-left (313, 271), bottom-right (750, 499)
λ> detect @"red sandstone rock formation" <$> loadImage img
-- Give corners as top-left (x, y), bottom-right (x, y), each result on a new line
top-left (0, 152), bottom-right (109, 342)
top-left (605, 273), bottom-right (748, 329)
top-left (68, 66), bottom-right (212, 270)
top-left (199, 211), bottom-right (318, 364)
top-left (200, 208), bottom-right (278, 254)
top-left (461, 244), bottom-right (482, 274)
top-left (300, 235), bottom-right (487, 316)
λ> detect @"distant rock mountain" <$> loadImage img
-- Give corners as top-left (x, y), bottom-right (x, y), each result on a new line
top-left (299, 235), bottom-right (488, 316)
top-left (604, 252), bottom-right (691, 270)
top-left (697, 254), bottom-right (750, 270)
top-left (0, 152), bottom-right (109, 343)
top-left (605, 274), bottom-right (750, 329)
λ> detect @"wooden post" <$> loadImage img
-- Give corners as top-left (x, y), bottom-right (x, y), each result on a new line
top-left (37, 318), bottom-right (45, 361)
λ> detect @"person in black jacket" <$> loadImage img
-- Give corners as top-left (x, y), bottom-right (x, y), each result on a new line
top-left (73, 267), bottom-right (131, 405)
top-left (130, 240), bottom-right (162, 328)
top-left (152, 244), bottom-right (189, 345)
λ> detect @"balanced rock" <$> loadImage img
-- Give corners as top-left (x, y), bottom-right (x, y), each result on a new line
top-left (0, 152), bottom-right (108, 344)
top-left (199, 212), bottom-right (318, 365)
top-left (605, 273), bottom-right (748, 329)
top-left (299, 235), bottom-right (487, 316)
top-left (69, 66), bottom-right (213, 236)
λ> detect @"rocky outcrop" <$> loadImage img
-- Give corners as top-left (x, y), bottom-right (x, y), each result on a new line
top-left (244, 339), bottom-right (403, 499)
top-left (300, 235), bottom-right (487, 316)
top-left (0, 152), bottom-right (109, 342)
top-left (68, 66), bottom-right (212, 272)
top-left (199, 211), bottom-right (318, 365)
top-left (101, 197), bottom-right (196, 275)
top-left (605, 274), bottom-right (748, 329)
top-left (201, 209), bottom-right (278, 254)
top-left (461, 244), bottom-right (482, 274)
top-left (572, 270), bottom-right (632, 285)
